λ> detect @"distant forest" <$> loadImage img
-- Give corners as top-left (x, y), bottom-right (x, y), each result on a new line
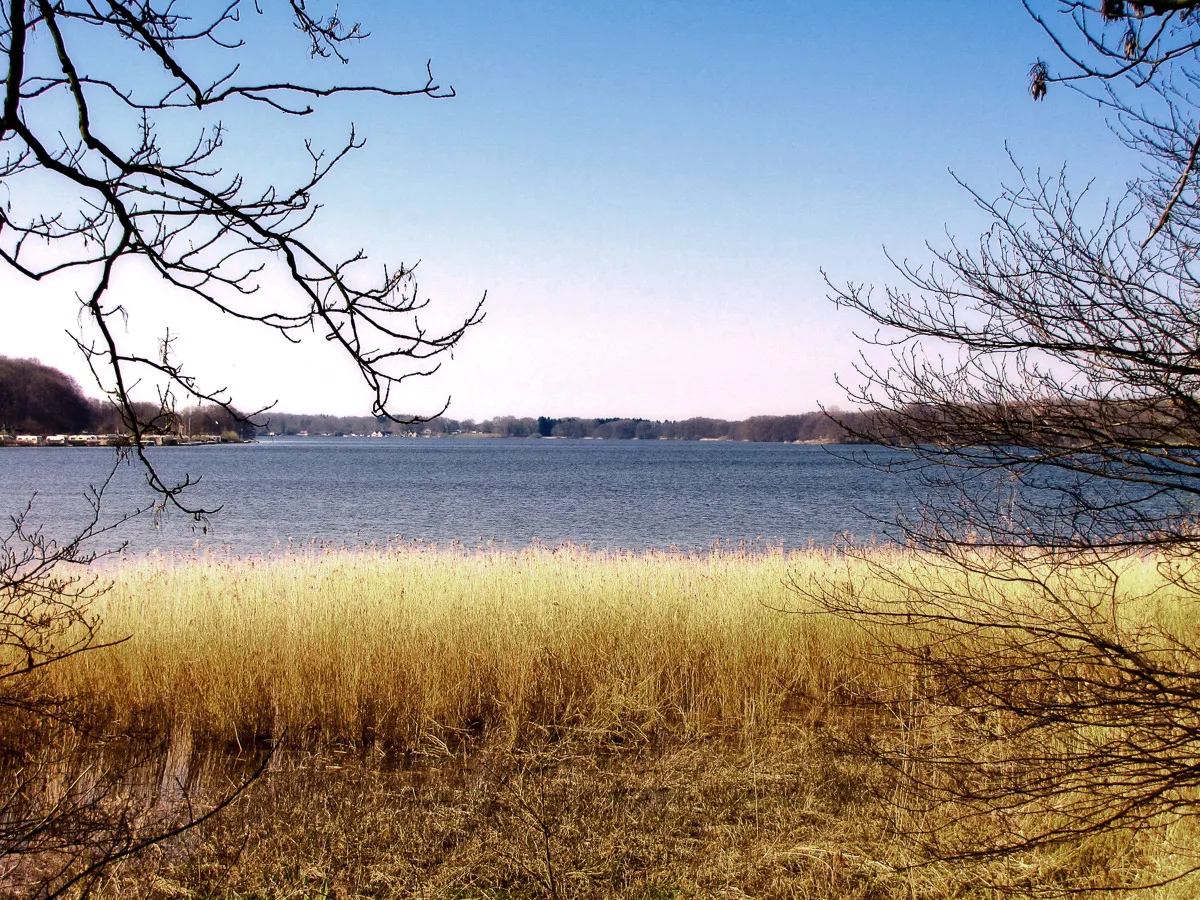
top-left (0, 357), bottom-right (258, 439)
top-left (0, 356), bottom-right (869, 443)
top-left (260, 411), bottom-right (871, 443)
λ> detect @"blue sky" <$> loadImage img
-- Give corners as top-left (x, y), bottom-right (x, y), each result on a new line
top-left (1, 2), bottom-right (1130, 420)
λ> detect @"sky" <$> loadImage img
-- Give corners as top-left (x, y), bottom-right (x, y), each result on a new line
top-left (0, 1), bottom-right (1132, 421)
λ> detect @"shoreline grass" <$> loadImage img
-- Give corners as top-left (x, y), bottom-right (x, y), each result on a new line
top-left (57, 545), bottom-right (1197, 748)
top-left (16, 546), bottom-right (1200, 897)
top-left (65, 546), bottom-right (888, 752)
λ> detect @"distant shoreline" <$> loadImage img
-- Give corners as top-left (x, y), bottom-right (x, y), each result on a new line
top-left (0, 431), bottom-right (858, 447)
top-left (0, 433), bottom-right (247, 448)
top-left (242, 432), bottom-right (855, 445)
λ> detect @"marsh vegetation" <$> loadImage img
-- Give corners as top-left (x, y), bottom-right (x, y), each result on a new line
top-left (4, 546), bottom-right (1197, 897)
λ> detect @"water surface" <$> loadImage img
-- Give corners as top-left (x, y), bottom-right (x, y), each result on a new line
top-left (0, 438), bottom-right (916, 554)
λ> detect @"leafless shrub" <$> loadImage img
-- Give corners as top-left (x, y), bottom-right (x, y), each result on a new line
top-left (2, 2), bottom-right (472, 893)
top-left (817, 1), bottom-right (1200, 891)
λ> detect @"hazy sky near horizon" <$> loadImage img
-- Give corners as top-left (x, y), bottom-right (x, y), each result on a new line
top-left (1, 2), bottom-right (1132, 421)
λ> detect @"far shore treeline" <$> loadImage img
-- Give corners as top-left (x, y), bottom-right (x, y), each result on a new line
top-left (0, 355), bottom-right (870, 443)
top-left (0, 356), bottom-right (259, 440)
top-left (261, 411), bottom-right (870, 443)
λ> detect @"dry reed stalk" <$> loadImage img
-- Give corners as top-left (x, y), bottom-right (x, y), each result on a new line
top-left (52, 547), bottom-right (884, 751)
top-left (46, 546), bottom-right (1196, 754)
top-left (14, 546), bottom-right (1200, 897)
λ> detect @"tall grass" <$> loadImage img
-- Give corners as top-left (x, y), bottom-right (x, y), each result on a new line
top-left (28, 546), bottom-right (1200, 896)
top-left (59, 547), bottom-right (893, 750)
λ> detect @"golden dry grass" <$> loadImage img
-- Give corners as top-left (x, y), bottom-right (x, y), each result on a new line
top-left (16, 546), bottom-right (1200, 898)
top-left (63, 547), bottom-right (890, 751)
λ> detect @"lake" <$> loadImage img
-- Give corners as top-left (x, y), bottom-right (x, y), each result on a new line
top-left (0, 438), bottom-right (918, 555)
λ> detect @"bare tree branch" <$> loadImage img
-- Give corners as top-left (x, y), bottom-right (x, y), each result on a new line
top-left (1, 0), bottom-right (483, 515)
top-left (816, 3), bottom-right (1200, 891)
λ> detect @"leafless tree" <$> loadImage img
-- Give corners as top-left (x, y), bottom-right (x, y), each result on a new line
top-left (1, 0), bottom-right (484, 513)
top-left (816, 1), bottom-right (1200, 891)
top-left (1, 2), bottom-right (479, 893)
top-left (0, 468), bottom-right (274, 898)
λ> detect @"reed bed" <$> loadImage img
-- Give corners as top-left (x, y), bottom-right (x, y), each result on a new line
top-left (19, 546), bottom-right (1200, 897)
top-left (60, 546), bottom-right (894, 751)
top-left (54, 545), bottom-right (1197, 752)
